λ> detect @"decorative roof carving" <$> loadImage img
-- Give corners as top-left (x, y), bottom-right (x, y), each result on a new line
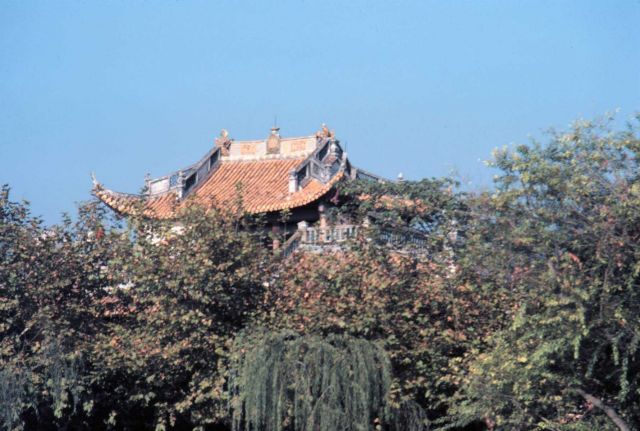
top-left (316, 123), bottom-right (335, 139)
top-left (215, 129), bottom-right (232, 156)
top-left (266, 127), bottom-right (281, 155)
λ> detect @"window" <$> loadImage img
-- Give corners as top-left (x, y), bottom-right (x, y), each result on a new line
top-left (209, 149), bottom-right (220, 168)
top-left (184, 173), bottom-right (196, 192)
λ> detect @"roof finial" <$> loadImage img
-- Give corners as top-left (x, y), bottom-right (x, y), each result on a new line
top-left (316, 123), bottom-right (335, 139)
top-left (216, 129), bottom-right (232, 156)
top-left (267, 123), bottom-right (282, 154)
top-left (90, 172), bottom-right (99, 187)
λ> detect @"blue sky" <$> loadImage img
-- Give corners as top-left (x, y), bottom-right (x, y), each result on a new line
top-left (1, 1), bottom-right (639, 224)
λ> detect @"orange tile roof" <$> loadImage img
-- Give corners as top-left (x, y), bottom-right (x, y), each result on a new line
top-left (94, 157), bottom-right (345, 219)
top-left (93, 186), bottom-right (179, 219)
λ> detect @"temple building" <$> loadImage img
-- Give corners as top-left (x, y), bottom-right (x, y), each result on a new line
top-left (93, 124), bottom-right (387, 253)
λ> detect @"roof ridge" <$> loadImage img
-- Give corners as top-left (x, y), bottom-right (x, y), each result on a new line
top-left (231, 134), bottom-right (315, 143)
top-left (220, 154), bottom-right (309, 163)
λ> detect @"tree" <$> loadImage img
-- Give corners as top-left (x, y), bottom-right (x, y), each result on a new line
top-left (0, 186), bottom-right (129, 429)
top-left (229, 331), bottom-right (395, 431)
top-left (249, 179), bottom-right (503, 429)
top-left (4, 113), bottom-right (639, 431)
top-left (450, 116), bottom-right (640, 430)
top-left (88, 204), bottom-right (271, 430)
top-left (0, 189), bottom-right (271, 430)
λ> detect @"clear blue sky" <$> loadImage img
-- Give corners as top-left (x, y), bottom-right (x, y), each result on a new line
top-left (1, 1), bottom-right (639, 224)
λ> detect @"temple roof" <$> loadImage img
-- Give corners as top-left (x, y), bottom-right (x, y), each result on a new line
top-left (92, 126), bottom-right (378, 219)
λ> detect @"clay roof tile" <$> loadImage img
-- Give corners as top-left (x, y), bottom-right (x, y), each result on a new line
top-left (94, 157), bottom-right (344, 219)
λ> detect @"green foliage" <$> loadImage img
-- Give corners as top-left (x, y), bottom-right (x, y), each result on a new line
top-left (2, 114), bottom-right (639, 430)
top-left (448, 116), bottom-right (640, 430)
top-left (0, 367), bottom-right (30, 430)
top-left (88, 204), bottom-right (270, 429)
top-left (335, 176), bottom-right (463, 235)
top-left (0, 188), bottom-right (269, 429)
top-left (257, 176), bottom-right (504, 427)
top-left (0, 185), bottom-right (125, 429)
top-left (229, 331), bottom-right (395, 431)
top-left (259, 255), bottom-right (474, 426)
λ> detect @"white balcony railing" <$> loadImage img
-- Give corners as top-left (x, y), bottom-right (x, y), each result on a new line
top-left (301, 225), bottom-right (359, 245)
top-left (281, 223), bottom-right (430, 257)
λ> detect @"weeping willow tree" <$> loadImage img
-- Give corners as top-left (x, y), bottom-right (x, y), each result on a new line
top-left (0, 339), bottom-right (84, 430)
top-left (229, 331), bottom-right (428, 431)
top-left (0, 367), bottom-right (30, 430)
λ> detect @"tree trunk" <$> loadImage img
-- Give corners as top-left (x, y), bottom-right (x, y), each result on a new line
top-left (575, 388), bottom-right (630, 431)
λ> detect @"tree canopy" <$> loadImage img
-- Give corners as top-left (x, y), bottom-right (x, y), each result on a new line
top-left (1, 115), bottom-right (639, 430)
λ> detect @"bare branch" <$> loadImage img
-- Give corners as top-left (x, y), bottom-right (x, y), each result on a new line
top-left (575, 388), bottom-right (630, 431)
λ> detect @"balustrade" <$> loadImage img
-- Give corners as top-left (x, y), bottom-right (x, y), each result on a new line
top-left (301, 224), bottom-right (359, 245)
top-left (282, 223), bottom-right (429, 257)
